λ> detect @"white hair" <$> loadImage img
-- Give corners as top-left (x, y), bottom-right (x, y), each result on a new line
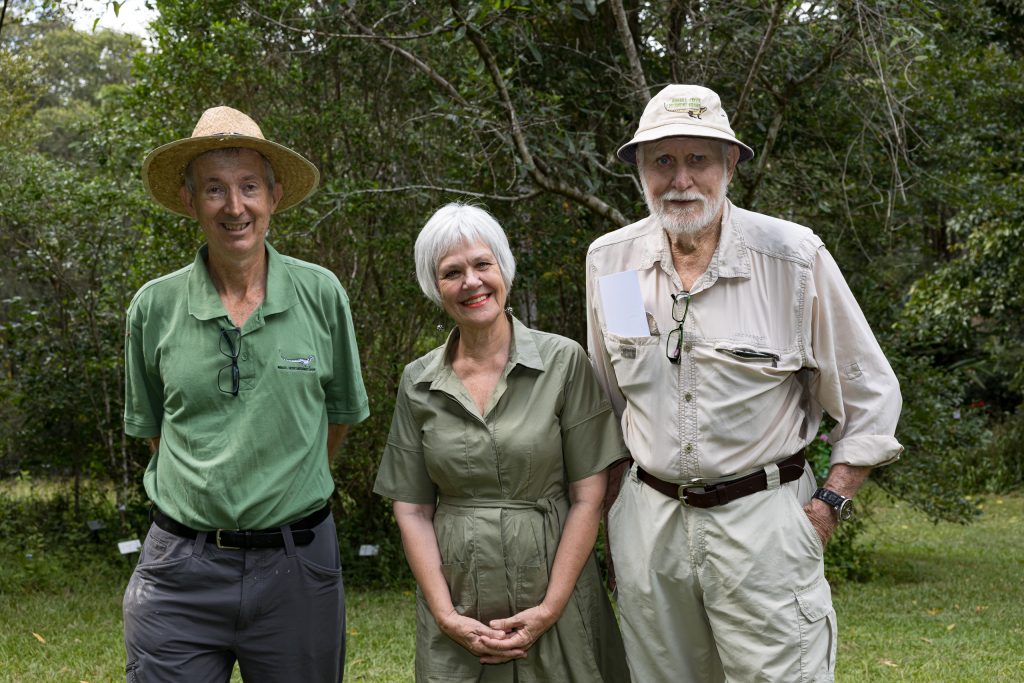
top-left (414, 203), bottom-right (516, 307)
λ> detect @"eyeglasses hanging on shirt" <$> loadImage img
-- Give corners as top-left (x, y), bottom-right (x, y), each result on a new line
top-left (218, 327), bottom-right (242, 396)
top-left (666, 292), bottom-right (690, 365)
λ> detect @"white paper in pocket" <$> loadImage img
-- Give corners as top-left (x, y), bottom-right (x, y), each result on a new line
top-left (598, 270), bottom-right (650, 337)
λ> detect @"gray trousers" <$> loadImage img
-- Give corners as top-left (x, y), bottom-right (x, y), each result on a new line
top-left (123, 511), bottom-right (345, 682)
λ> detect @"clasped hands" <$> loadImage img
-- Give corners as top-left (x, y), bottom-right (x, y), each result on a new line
top-left (439, 603), bottom-right (557, 664)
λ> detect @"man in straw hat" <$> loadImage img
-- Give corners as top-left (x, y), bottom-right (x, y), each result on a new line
top-left (122, 106), bottom-right (369, 681)
top-left (585, 84), bottom-right (903, 680)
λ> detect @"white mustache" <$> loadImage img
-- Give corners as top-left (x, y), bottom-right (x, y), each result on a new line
top-left (661, 190), bottom-right (707, 204)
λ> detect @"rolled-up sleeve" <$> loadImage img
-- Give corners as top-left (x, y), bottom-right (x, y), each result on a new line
top-left (806, 247), bottom-right (903, 468)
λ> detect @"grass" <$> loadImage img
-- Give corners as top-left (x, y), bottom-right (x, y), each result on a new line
top-left (835, 491), bottom-right (1024, 681)
top-left (1, 484), bottom-right (1021, 682)
top-left (344, 590), bottom-right (416, 681)
top-left (0, 552), bottom-right (417, 682)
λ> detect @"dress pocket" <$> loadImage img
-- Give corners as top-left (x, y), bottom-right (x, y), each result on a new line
top-left (505, 508), bottom-right (547, 612)
top-left (514, 563), bottom-right (549, 613)
top-left (440, 561), bottom-right (476, 614)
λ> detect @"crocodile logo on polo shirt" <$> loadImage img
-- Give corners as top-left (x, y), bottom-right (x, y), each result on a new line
top-left (277, 351), bottom-right (317, 372)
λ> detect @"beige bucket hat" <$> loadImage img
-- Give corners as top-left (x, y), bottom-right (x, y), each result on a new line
top-left (142, 106), bottom-right (320, 217)
top-left (618, 84), bottom-right (754, 165)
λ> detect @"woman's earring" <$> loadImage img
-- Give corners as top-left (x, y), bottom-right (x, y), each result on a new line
top-left (436, 323), bottom-right (445, 332)
top-left (505, 306), bottom-right (513, 315)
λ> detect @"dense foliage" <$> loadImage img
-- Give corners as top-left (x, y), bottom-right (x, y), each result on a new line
top-left (2, 0), bottom-right (1021, 584)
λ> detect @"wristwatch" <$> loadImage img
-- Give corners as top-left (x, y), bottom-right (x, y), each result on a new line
top-left (812, 487), bottom-right (855, 522)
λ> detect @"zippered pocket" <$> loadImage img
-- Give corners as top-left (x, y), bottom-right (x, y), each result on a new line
top-left (715, 346), bottom-right (781, 368)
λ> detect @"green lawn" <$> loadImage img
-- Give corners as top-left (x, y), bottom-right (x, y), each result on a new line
top-left (834, 493), bottom-right (1024, 681)
top-left (1, 492), bottom-right (1021, 682)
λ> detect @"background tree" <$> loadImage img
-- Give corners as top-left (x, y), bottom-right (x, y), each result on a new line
top-left (0, 3), bottom-right (146, 518)
top-left (2, 0), bottom-right (1020, 583)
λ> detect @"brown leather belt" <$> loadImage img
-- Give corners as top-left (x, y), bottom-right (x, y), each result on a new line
top-left (637, 452), bottom-right (807, 508)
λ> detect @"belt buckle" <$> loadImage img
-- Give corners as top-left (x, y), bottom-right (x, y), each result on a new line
top-left (215, 529), bottom-right (241, 550)
top-left (677, 478), bottom-right (706, 506)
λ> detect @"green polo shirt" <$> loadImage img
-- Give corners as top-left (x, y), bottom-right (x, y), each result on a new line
top-left (124, 242), bottom-right (369, 530)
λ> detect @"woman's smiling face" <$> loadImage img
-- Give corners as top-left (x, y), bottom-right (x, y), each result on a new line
top-left (436, 240), bottom-right (507, 332)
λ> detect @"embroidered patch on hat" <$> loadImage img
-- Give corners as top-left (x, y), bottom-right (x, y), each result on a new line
top-left (665, 96), bottom-right (707, 119)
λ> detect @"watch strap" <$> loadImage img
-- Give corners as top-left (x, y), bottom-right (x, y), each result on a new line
top-left (812, 487), bottom-right (854, 521)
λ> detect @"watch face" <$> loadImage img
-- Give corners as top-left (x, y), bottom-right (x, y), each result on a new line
top-left (838, 498), bottom-right (855, 522)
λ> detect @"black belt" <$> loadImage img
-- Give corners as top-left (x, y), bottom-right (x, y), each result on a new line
top-left (151, 504), bottom-right (331, 550)
top-left (637, 452), bottom-right (807, 508)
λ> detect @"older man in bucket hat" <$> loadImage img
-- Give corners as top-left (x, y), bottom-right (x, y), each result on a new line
top-left (585, 84), bottom-right (903, 681)
top-left (122, 106), bottom-right (369, 682)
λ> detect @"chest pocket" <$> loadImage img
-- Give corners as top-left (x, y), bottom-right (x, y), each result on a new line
top-left (711, 340), bottom-right (801, 382)
top-left (604, 331), bottom-right (666, 395)
top-left (715, 345), bottom-right (781, 367)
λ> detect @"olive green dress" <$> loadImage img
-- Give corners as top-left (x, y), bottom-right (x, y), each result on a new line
top-left (374, 317), bottom-right (631, 683)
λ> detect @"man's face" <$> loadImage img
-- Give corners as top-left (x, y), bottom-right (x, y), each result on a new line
top-left (179, 148), bottom-right (283, 262)
top-left (639, 137), bottom-right (738, 237)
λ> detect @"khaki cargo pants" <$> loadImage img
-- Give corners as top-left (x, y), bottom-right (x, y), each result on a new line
top-left (609, 462), bottom-right (836, 682)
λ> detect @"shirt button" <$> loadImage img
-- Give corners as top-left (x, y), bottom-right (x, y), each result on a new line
top-left (684, 392), bottom-right (692, 402)
top-left (241, 353), bottom-right (249, 361)
top-left (683, 343), bottom-right (693, 353)
top-left (684, 444), bottom-right (694, 454)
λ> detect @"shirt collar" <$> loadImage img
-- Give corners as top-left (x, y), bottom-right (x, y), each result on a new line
top-left (186, 241), bottom-right (298, 322)
top-left (413, 314), bottom-right (545, 386)
top-left (715, 201), bottom-right (751, 280)
top-left (644, 200), bottom-right (752, 288)
top-left (508, 315), bottom-right (545, 372)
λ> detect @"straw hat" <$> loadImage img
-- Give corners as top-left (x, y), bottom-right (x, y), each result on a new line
top-left (618, 84), bottom-right (754, 165)
top-left (142, 106), bottom-right (320, 217)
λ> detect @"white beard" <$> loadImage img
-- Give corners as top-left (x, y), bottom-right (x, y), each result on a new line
top-left (643, 174), bottom-right (729, 237)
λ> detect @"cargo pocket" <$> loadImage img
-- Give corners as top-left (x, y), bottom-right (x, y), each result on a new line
top-left (795, 578), bottom-right (837, 682)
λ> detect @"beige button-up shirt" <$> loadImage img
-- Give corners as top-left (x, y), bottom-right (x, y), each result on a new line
top-left (586, 201), bottom-right (903, 482)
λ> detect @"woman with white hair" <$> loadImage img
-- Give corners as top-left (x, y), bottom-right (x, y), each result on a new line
top-left (374, 204), bottom-right (630, 681)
